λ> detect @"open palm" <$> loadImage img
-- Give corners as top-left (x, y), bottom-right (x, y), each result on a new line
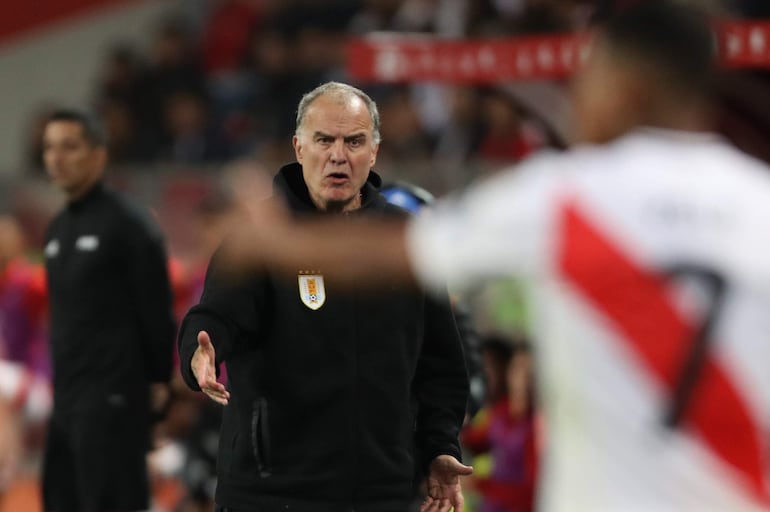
top-left (420, 454), bottom-right (473, 512)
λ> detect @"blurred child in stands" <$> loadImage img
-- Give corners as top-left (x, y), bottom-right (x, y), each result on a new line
top-left (462, 336), bottom-right (538, 512)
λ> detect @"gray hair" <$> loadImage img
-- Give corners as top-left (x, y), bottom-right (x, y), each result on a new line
top-left (295, 82), bottom-right (381, 146)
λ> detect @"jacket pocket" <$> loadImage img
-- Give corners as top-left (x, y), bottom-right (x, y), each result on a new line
top-left (251, 397), bottom-right (272, 477)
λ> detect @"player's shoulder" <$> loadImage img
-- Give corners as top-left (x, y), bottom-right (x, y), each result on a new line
top-left (578, 129), bottom-right (770, 188)
top-left (479, 148), bottom-right (575, 192)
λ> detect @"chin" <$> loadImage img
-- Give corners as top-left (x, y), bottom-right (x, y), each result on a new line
top-left (324, 192), bottom-right (354, 203)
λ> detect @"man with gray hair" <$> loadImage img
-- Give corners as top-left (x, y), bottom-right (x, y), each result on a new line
top-left (178, 82), bottom-right (470, 512)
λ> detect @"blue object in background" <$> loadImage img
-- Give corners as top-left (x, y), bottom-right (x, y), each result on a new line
top-left (381, 181), bottom-right (435, 214)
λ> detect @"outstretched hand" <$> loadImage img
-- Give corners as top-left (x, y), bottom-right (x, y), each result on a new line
top-left (420, 454), bottom-right (474, 512)
top-left (191, 331), bottom-right (230, 405)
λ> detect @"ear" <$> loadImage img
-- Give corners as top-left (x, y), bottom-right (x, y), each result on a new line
top-left (292, 135), bottom-right (303, 164)
top-left (96, 147), bottom-right (109, 172)
top-left (369, 142), bottom-right (379, 168)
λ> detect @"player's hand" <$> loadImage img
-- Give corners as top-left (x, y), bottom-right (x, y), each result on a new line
top-left (420, 455), bottom-right (473, 512)
top-left (220, 168), bottom-right (285, 272)
top-left (191, 331), bottom-right (230, 405)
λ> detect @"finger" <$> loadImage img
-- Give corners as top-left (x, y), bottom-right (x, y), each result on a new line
top-left (203, 388), bottom-right (229, 405)
top-left (202, 383), bottom-right (228, 398)
top-left (197, 330), bottom-right (213, 351)
top-left (423, 498), bottom-right (441, 512)
top-left (201, 380), bottom-right (229, 397)
top-left (453, 492), bottom-right (465, 512)
top-left (438, 498), bottom-right (451, 512)
top-left (448, 459), bottom-right (474, 476)
top-left (204, 392), bottom-right (228, 406)
top-left (419, 497), bottom-right (433, 512)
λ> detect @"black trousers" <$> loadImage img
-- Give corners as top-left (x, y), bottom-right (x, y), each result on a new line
top-left (42, 406), bottom-right (149, 512)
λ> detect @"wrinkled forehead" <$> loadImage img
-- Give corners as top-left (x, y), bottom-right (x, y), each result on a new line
top-left (303, 93), bottom-right (373, 131)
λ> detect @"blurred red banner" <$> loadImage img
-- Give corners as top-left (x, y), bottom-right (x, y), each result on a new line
top-left (347, 20), bottom-right (770, 83)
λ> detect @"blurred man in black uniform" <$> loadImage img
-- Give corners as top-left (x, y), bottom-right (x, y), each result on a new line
top-left (178, 82), bottom-right (470, 512)
top-left (41, 110), bottom-right (176, 512)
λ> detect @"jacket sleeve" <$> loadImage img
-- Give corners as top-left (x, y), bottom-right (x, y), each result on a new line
top-left (178, 245), bottom-right (265, 391)
top-left (123, 216), bottom-right (176, 383)
top-left (414, 290), bottom-right (470, 472)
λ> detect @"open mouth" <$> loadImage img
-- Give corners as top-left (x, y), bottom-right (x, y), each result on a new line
top-left (326, 173), bottom-right (350, 185)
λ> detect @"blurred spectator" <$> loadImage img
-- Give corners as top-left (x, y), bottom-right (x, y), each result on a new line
top-left (0, 234), bottom-right (52, 506)
top-left (478, 335), bottom-right (515, 407)
top-left (95, 95), bottom-right (155, 164)
top-left (186, 181), bottom-right (238, 300)
top-left (477, 89), bottom-right (544, 164)
top-left (138, 16), bottom-right (207, 157)
top-left (462, 338), bottom-right (537, 512)
top-left (153, 177), bottom-right (240, 512)
top-left (161, 89), bottom-right (229, 164)
top-left (348, 0), bottom-right (404, 34)
top-left (0, 215), bottom-right (48, 379)
top-left (377, 87), bottom-right (435, 161)
top-left (94, 44), bottom-right (146, 114)
top-left (92, 44), bottom-right (160, 163)
top-left (25, 0), bottom-right (587, 171)
top-left (201, 0), bottom-right (262, 76)
top-left (433, 86), bottom-right (484, 163)
top-left (201, 0), bottom-right (263, 155)
top-left (0, 358), bottom-right (52, 434)
top-left (512, 0), bottom-right (577, 33)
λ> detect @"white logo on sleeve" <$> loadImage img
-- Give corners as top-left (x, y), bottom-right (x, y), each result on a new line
top-left (44, 239), bottom-right (60, 258)
top-left (75, 235), bottom-right (99, 251)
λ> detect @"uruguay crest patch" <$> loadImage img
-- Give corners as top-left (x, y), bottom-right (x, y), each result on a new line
top-left (298, 272), bottom-right (326, 310)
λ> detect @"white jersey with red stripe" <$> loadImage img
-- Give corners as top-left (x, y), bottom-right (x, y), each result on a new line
top-left (407, 128), bottom-right (770, 512)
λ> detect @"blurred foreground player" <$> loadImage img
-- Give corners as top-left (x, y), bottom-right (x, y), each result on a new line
top-left (230, 2), bottom-right (770, 511)
top-left (41, 110), bottom-right (176, 512)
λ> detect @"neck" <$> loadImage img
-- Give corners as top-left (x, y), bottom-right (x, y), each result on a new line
top-left (67, 179), bottom-right (100, 203)
top-left (642, 91), bottom-right (713, 134)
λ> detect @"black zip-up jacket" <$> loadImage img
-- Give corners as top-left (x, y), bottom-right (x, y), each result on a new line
top-left (44, 182), bottom-right (176, 418)
top-left (179, 163), bottom-right (469, 511)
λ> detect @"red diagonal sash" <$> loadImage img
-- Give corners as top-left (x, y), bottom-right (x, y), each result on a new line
top-left (558, 203), bottom-right (769, 504)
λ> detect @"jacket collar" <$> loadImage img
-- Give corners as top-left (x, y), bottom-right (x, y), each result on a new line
top-left (67, 181), bottom-right (105, 212)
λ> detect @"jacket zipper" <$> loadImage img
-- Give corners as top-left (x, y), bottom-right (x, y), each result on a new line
top-left (251, 397), bottom-right (272, 477)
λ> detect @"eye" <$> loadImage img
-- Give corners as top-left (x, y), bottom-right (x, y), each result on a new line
top-left (348, 137), bottom-right (365, 148)
top-left (317, 136), bottom-right (334, 145)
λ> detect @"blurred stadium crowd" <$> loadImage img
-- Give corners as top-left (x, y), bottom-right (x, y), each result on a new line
top-left (2, 1), bottom-right (770, 511)
top-left (16, 0), bottom-right (766, 174)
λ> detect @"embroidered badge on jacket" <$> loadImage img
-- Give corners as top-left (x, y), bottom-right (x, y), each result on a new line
top-left (298, 271), bottom-right (326, 310)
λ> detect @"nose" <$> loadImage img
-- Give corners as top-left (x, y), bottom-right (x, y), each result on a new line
top-left (329, 139), bottom-right (346, 165)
